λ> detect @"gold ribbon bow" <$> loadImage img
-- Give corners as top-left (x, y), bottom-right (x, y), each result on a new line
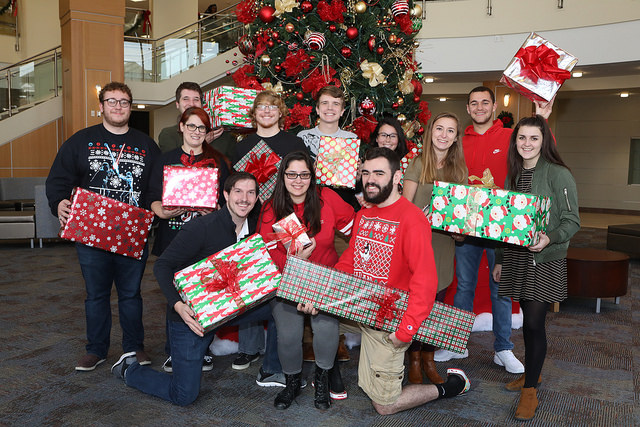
top-left (468, 168), bottom-right (497, 188)
top-left (360, 60), bottom-right (385, 87)
top-left (274, 0), bottom-right (299, 16)
top-left (397, 70), bottom-right (414, 95)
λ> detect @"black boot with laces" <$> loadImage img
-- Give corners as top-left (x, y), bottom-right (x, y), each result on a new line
top-left (274, 373), bottom-right (302, 410)
top-left (314, 365), bottom-right (331, 410)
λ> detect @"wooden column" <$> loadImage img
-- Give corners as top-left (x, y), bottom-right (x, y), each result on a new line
top-left (59, 0), bottom-right (125, 140)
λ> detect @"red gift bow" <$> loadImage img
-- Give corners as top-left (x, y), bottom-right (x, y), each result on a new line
top-left (515, 44), bottom-right (571, 85)
top-left (365, 290), bottom-right (401, 329)
top-left (180, 151), bottom-right (218, 168)
top-left (270, 220), bottom-right (309, 255)
top-left (201, 259), bottom-right (245, 308)
top-left (244, 152), bottom-right (280, 184)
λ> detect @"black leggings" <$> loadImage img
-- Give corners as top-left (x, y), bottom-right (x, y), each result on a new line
top-left (520, 300), bottom-right (549, 388)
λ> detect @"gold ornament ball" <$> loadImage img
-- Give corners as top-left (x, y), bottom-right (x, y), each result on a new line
top-left (413, 41), bottom-right (420, 48)
top-left (388, 34), bottom-right (397, 44)
top-left (397, 114), bottom-right (407, 124)
top-left (397, 96), bottom-right (404, 106)
top-left (285, 23), bottom-right (295, 33)
top-left (411, 4), bottom-right (422, 17)
top-left (260, 54), bottom-right (271, 65)
top-left (355, 1), bottom-right (367, 13)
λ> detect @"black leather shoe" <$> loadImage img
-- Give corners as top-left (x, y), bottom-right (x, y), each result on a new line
top-left (314, 366), bottom-right (331, 410)
top-left (274, 373), bottom-right (302, 410)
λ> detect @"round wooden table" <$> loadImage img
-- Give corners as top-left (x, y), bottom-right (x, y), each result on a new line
top-left (566, 247), bottom-right (629, 313)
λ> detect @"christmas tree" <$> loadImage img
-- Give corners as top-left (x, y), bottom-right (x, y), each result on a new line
top-left (231, 0), bottom-right (430, 148)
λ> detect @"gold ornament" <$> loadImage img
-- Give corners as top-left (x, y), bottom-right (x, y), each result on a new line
top-left (411, 4), bottom-right (422, 17)
top-left (397, 96), bottom-right (404, 106)
top-left (403, 122), bottom-right (414, 139)
top-left (360, 60), bottom-right (385, 87)
top-left (398, 70), bottom-right (414, 95)
top-left (396, 114), bottom-right (407, 124)
top-left (388, 34), bottom-right (397, 44)
top-left (340, 68), bottom-right (354, 86)
top-left (285, 23), bottom-right (295, 33)
top-left (260, 54), bottom-right (271, 65)
top-left (274, 0), bottom-right (299, 16)
top-left (354, 1), bottom-right (367, 13)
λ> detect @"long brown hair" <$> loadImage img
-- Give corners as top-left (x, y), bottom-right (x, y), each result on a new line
top-left (266, 151), bottom-right (322, 236)
top-left (507, 115), bottom-right (569, 189)
top-left (417, 112), bottom-right (467, 184)
top-left (179, 107), bottom-right (228, 168)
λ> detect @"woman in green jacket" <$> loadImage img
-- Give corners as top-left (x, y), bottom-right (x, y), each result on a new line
top-left (493, 115), bottom-right (580, 421)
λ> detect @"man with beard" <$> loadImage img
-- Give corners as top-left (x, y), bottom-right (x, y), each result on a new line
top-left (46, 81), bottom-right (161, 371)
top-left (334, 147), bottom-right (470, 415)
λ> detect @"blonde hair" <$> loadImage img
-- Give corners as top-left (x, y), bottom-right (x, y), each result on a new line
top-left (249, 90), bottom-right (289, 128)
top-left (418, 112), bottom-right (467, 184)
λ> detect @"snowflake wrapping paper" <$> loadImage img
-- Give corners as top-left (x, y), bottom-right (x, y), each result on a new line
top-left (59, 187), bottom-right (154, 259)
top-left (203, 86), bottom-right (259, 130)
top-left (500, 32), bottom-right (578, 103)
top-left (316, 136), bottom-right (360, 189)
top-left (233, 141), bottom-right (280, 202)
top-left (278, 256), bottom-right (475, 353)
top-left (430, 181), bottom-right (551, 247)
top-left (173, 234), bottom-right (281, 333)
top-left (162, 166), bottom-right (219, 210)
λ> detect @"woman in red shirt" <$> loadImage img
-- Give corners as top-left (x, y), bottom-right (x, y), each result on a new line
top-left (259, 151), bottom-right (355, 411)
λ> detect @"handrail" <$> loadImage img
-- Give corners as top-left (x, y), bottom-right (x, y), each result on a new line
top-left (0, 46), bottom-right (61, 73)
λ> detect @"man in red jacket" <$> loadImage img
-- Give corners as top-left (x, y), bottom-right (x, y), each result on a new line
top-left (335, 147), bottom-right (469, 415)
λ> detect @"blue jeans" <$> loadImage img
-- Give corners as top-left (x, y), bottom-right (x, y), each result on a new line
top-left (454, 237), bottom-right (513, 352)
top-left (76, 243), bottom-right (147, 358)
top-left (125, 301), bottom-right (281, 406)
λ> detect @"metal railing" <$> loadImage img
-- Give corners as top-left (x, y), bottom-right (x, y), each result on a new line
top-left (124, 5), bottom-right (245, 82)
top-left (0, 46), bottom-right (62, 121)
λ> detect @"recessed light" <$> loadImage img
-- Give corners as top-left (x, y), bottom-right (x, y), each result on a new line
top-left (439, 97), bottom-right (446, 102)
top-left (572, 71), bottom-right (583, 78)
top-left (424, 77), bottom-right (434, 83)
top-left (137, 104), bottom-right (146, 109)
top-left (620, 92), bottom-right (629, 98)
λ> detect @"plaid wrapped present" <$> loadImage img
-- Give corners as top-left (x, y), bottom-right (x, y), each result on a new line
top-left (203, 86), bottom-right (259, 130)
top-left (271, 213), bottom-right (312, 254)
top-left (278, 256), bottom-right (475, 353)
top-left (162, 166), bottom-right (219, 210)
top-left (316, 136), bottom-right (360, 189)
top-left (233, 141), bottom-right (280, 202)
top-left (174, 234), bottom-right (281, 333)
top-left (500, 32), bottom-right (578, 103)
top-left (430, 180), bottom-right (551, 247)
top-left (60, 187), bottom-right (154, 259)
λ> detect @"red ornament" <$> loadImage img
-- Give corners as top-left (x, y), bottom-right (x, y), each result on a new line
top-left (267, 40), bottom-right (275, 48)
top-left (237, 35), bottom-right (255, 56)
top-left (296, 92), bottom-right (304, 101)
top-left (412, 79), bottom-right (423, 96)
top-left (376, 46), bottom-right (384, 55)
top-left (306, 32), bottom-right (326, 50)
top-left (413, 95), bottom-right (421, 103)
top-left (346, 27), bottom-right (358, 40)
top-left (340, 46), bottom-right (352, 58)
top-left (367, 36), bottom-right (376, 52)
top-left (259, 6), bottom-right (276, 23)
top-left (301, 0), bottom-right (313, 13)
top-left (358, 97), bottom-right (376, 115)
top-left (391, 0), bottom-right (409, 17)
top-left (329, 24), bottom-right (337, 32)
top-left (274, 65), bottom-right (282, 72)
top-left (417, 126), bottom-right (425, 136)
top-left (392, 102), bottom-right (399, 109)
top-left (272, 31), bottom-right (280, 40)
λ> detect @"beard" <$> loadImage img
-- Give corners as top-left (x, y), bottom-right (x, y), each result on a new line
top-left (363, 179), bottom-right (394, 205)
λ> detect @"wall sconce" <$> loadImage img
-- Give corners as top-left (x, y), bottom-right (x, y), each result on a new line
top-left (620, 92), bottom-right (629, 98)
top-left (503, 93), bottom-right (511, 107)
top-left (95, 85), bottom-right (102, 98)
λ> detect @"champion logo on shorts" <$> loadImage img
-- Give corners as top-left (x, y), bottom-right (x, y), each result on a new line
top-left (407, 325), bottom-right (413, 331)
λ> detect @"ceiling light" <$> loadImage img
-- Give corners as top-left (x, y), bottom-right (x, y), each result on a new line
top-left (620, 92), bottom-right (629, 98)
top-left (439, 97), bottom-right (446, 102)
top-left (137, 104), bottom-right (146, 109)
top-left (572, 71), bottom-right (583, 78)
top-left (424, 77), bottom-right (434, 83)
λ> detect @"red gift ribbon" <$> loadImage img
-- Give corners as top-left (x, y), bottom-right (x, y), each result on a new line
top-left (515, 44), bottom-right (571, 85)
top-left (200, 259), bottom-right (245, 308)
top-left (365, 289), bottom-right (401, 329)
top-left (180, 151), bottom-right (218, 168)
top-left (270, 219), bottom-right (309, 255)
top-left (142, 10), bottom-right (152, 34)
top-left (245, 152), bottom-right (280, 184)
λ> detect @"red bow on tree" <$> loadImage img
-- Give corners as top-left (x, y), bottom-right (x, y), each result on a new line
top-left (515, 44), bottom-right (571, 84)
top-left (245, 152), bottom-right (280, 184)
top-left (202, 259), bottom-right (245, 308)
top-left (365, 290), bottom-right (401, 329)
top-left (142, 10), bottom-right (152, 34)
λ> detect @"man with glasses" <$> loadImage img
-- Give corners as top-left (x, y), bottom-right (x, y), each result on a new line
top-left (46, 81), bottom-right (162, 372)
top-left (158, 82), bottom-right (235, 159)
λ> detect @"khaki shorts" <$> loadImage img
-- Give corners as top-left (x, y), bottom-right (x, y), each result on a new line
top-left (355, 325), bottom-right (410, 406)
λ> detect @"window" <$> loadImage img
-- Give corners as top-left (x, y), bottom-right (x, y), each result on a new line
top-left (628, 138), bottom-right (640, 184)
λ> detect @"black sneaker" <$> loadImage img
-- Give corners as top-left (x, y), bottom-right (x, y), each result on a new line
top-left (256, 368), bottom-right (307, 388)
top-left (111, 351), bottom-right (137, 380)
top-left (202, 355), bottom-right (214, 372)
top-left (162, 356), bottom-right (172, 373)
top-left (232, 352), bottom-right (260, 370)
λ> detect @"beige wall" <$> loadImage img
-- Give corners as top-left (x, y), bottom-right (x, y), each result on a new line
top-left (150, 0), bottom-right (198, 37)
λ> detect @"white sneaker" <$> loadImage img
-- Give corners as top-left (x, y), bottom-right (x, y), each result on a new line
top-left (494, 350), bottom-right (524, 374)
top-left (434, 349), bottom-right (469, 362)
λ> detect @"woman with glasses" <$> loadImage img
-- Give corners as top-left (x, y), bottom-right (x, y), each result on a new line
top-left (401, 112), bottom-right (468, 385)
top-left (369, 116), bottom-right (409, 158)
top-left (258, 151), bottom-right (356, 411)
top-left (150, 106), bottom-right (230, 372)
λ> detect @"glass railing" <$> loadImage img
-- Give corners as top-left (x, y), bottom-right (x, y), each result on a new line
top-left (0, 47), bottom-right (62, 121)
top-left (124, 5), bottom-right (244, 82)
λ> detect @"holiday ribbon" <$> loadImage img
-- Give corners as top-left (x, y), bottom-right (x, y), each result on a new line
top-left (360, 60), bottom-right (385, 87)
top-left (468, 168), bottom-right (496, 188)
top-left (274, 0), bottom-right (299, 16)
top-left (142, 10), bottom-right (152, 34)
top-left (365, 290), bottom-right (401, 329)
top-left (398, 70), bottom-right (414, 95)
top-left (245, 152), bottom-right (280, 184)
top-left (271, 217), bottom-right (309, 255)
top-left (323, 147), bottom-right (348, 183)
top-left (515, 44), bottom-right (571, 85)
top-left (201, 259), bottom-right (246, 308)
top-left (180, 152), bottom-right (218, 168)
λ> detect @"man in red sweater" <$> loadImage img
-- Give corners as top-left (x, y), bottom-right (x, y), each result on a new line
top-left (435, 87), bottom-right (552, 375)
top-left (335, 147), bottom-right (469, 415)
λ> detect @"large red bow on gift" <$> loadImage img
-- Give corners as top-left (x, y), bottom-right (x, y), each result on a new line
top-left (365, 290), bottom-right (401, 329)
top-left (181, 151), bottom-right (218, 168)
top-left (515, 44), bottom-right (571, 85)
top-left (201, 259), bottom-right (245, 308)
top-left (271, 220), bottom-right (309, 255)
top-left (245, 152), bottom-right (280, 184)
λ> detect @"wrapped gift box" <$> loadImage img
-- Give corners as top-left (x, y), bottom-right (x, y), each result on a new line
top-left (203, 86), bottom-right (259, 130)
top-left (233, 141), bottom-right (280, 202)
top-left (278, 256), bottom-right (475, 353)
top-left (430, 181), bottom-right (551, 247)
top-left (60, 187), bottom-right (154, 259)
top-left (174, 234), bottom-right (281, 333)
top-left (316, 136), bottom-right (360, 189)
top-left (162, 166), bottom-right (219, 210)
top-left (272, 213), bottom-right (312, 254)
top-left (500, 32), bottom-right (578, 103)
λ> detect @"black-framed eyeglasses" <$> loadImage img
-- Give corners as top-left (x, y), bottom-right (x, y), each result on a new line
top-left (284, 171), bottom-right (312, 180)
top-left (185, 123), bottom-right (208, 133)
top-left (104, 98), bottom-right (131, 108)
top-left (378, 132), bottom-right (398, 140)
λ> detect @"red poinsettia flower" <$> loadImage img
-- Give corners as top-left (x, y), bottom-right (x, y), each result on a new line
top-left (284, 103), bottom-right (313, 130)
top-left (232, 64), bottom-right (264, 90)
top-left (417, 100), bottom-right (431, 124)
top-left (235, 0), bottom-right (257, 24)
top-left (317, 0), bottom-right (346, 23)
top-left (352, 115), bottom-right (378, 145)
top-left (282, 49), bottom-right (312, 77)
top-left (394, 14), bottom-right (413, 35)
top-left (301, 68), bottom-right (340, 98)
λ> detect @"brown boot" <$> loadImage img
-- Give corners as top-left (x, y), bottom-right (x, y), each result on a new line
top-left (421, 351), bottom-right (444, 384)
top-left (336, 334), bottom-right (350, 362)
top-left (505, 374), bottom-right (542, 392)
top-left (303, 342), bottom-right (315, 362)
top-left (515, 387), bottom-right (538, 420)
top-left (407, 350), bottom-right (423, 384)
